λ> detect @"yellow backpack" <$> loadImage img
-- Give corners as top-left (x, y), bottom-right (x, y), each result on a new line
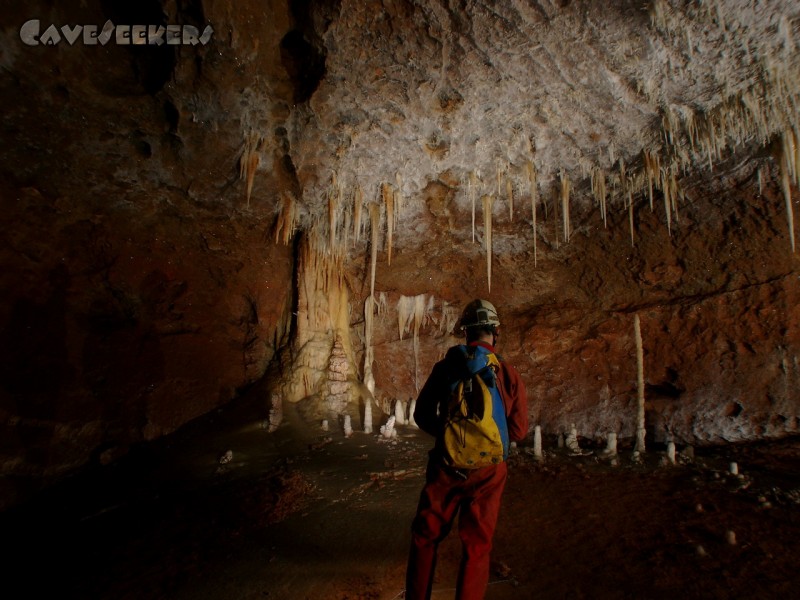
top-left (442, 345), bottom-right (510, 469)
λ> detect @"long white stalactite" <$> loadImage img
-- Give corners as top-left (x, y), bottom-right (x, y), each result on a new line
top-left (527, 161), bottom-right (538, 267)
top-left (483, 194), bottom-right (494, 292)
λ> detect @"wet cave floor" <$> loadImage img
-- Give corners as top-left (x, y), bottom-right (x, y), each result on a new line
top-left (3, 395), bottom-right (800, 600)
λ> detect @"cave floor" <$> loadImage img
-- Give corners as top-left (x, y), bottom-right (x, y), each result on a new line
top-left (3, 396), bottom-right (800, 600)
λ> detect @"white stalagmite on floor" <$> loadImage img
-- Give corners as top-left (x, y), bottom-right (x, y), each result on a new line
top-left (364, 397), bottom-right (373, 434)
top-left (601, 432), bottom-right (618, 456)
top-left (343, 414), bottom-right (353, 437)
top-left (394, 398), bottom-right (406, 425)
top-left (634, 313), bottom-right (646, 454)
top-left (380, 415), bottom-right (396, 439)
top-left (408, 398), bottom-right (418, 428)
top-left (566, 424), bottom-right (581, 454)
top-left (533, 425), bottom-right (543, 459)
top-left (325, 335), bottom-right (352, 416)
top-left (667, 440), bottom-right (676, 464)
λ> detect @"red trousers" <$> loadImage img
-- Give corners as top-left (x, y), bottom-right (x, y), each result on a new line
top-left (405, 459), bottom-right (508, 600)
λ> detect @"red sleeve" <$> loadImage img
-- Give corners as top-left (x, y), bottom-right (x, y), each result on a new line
top-left (499, 362), bottom-right (529, 442)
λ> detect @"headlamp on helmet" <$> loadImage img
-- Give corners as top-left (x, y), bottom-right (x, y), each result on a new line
top-left (459, 299), bottom-right (500, 331)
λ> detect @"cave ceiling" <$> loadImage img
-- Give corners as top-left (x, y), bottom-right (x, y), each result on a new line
top-left (257, 0), bottom-right (800, 258)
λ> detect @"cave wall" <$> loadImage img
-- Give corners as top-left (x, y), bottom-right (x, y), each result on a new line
top-left (0, 0), bottom-right (301, 509)
top-left (352, 159), bottom-right (799, 447)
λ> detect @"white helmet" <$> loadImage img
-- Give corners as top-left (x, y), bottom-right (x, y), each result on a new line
top-left (459, 299), bottom-right (500, 330)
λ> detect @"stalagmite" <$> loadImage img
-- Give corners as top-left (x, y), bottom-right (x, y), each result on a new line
top-left (267, 392), bottom-right (282, 433)
top-left (382, 183), bottom-right (395, 265)
top-left (729, 462), bottom-right (739, 475)
top-left (363, 295), bottom-right (376, 408)
top-left (394, 398), bottom-right (406, 425)
top-left (325, 335), bottom-right (352, 415)
top-left (526, 161), bottom-right (538, 266)
top-left (667, 441), bottom-right (676, 464)
top-left (482, 194), bottom-right (494, 292)
top-left (408, 398), bottom-right (418, 428)
top-left (634, 314), bottom-right (646, 454)
top-left (343, 414), bottom-right (353, 437)
top-left (560, 170), bottom-right (571, 243)
top-left (565, 424), bottom-right (581, 454)
top-left (364, 397), bottom-right (373, 434)
top-left (380, 415), bottom-right (396, 439)
top-left (533, 425), bottom-right (543, 459)
top-left (599, 432), bottom-right (618, 457)
top-left (321, 419), bottom-right (329, 432)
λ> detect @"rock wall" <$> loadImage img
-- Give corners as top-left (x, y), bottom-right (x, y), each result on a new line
top-left (0, 0), bottom-right (301, 509)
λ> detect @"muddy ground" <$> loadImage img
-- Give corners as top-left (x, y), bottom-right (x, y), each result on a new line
top-left (3, 393), bottom-right (800, 600)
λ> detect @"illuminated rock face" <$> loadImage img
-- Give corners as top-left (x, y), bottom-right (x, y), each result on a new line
top-left (0, 0), bottom-right (799, 507)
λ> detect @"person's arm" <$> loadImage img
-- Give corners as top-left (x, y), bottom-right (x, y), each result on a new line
top-left (500, 362), bottom-right (529, 442)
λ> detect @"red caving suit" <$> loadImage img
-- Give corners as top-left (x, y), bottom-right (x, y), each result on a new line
top-left (406, 340), bottom-right (529, 600)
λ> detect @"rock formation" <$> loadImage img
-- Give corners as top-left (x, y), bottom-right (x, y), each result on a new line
top-left (0, 0), bottom-right (798, 509)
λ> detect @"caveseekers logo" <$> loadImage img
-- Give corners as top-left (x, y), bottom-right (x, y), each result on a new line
top-left (19, 19), bottom-right (214, 46)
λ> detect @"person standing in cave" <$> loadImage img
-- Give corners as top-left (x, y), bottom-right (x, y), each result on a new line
top-left (405, 299), bottom-right (528, 600)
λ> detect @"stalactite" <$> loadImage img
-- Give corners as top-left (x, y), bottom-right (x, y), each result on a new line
top-left (560, 170), bottom-right (570, 243)
top-left (274, 191), bottom-right (297, 245)
top-left (239, 131), bottom-right (261, 207)
top-left (780, 130), bottom-right (797, 252)
top-left (353, 185), bottom-right (363, 243)
top-left (482, 194), bottom-right (494, 292)
top-left (413, 294), bottom-right (427, 392)
top-left (469, 171), bottom-right (479, 243)
top-left (369, 203), bottom-right (380, 300)
top-left (328, 190), bottom-right (337, 253)
top-left (506, 178), bottom-right (514, 222)
top-left (381, 183), bottom-right (394, 265)
top-left (591, 168), bottom-right (607, 228)
top-left (363, 295), bottom-right (375, 397)
top-left (628, 189), bottom-right (635, 247)
top-left (395, 172), bottom-right (404, 218)
top-left (634, 313), bottom-right (646, 455)
top-left (643, 149), bottom-right (658, 212)
top-left (526, 161), bottom-right (538, 267)
top-left (397, 295), bottom-right (415, 340)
